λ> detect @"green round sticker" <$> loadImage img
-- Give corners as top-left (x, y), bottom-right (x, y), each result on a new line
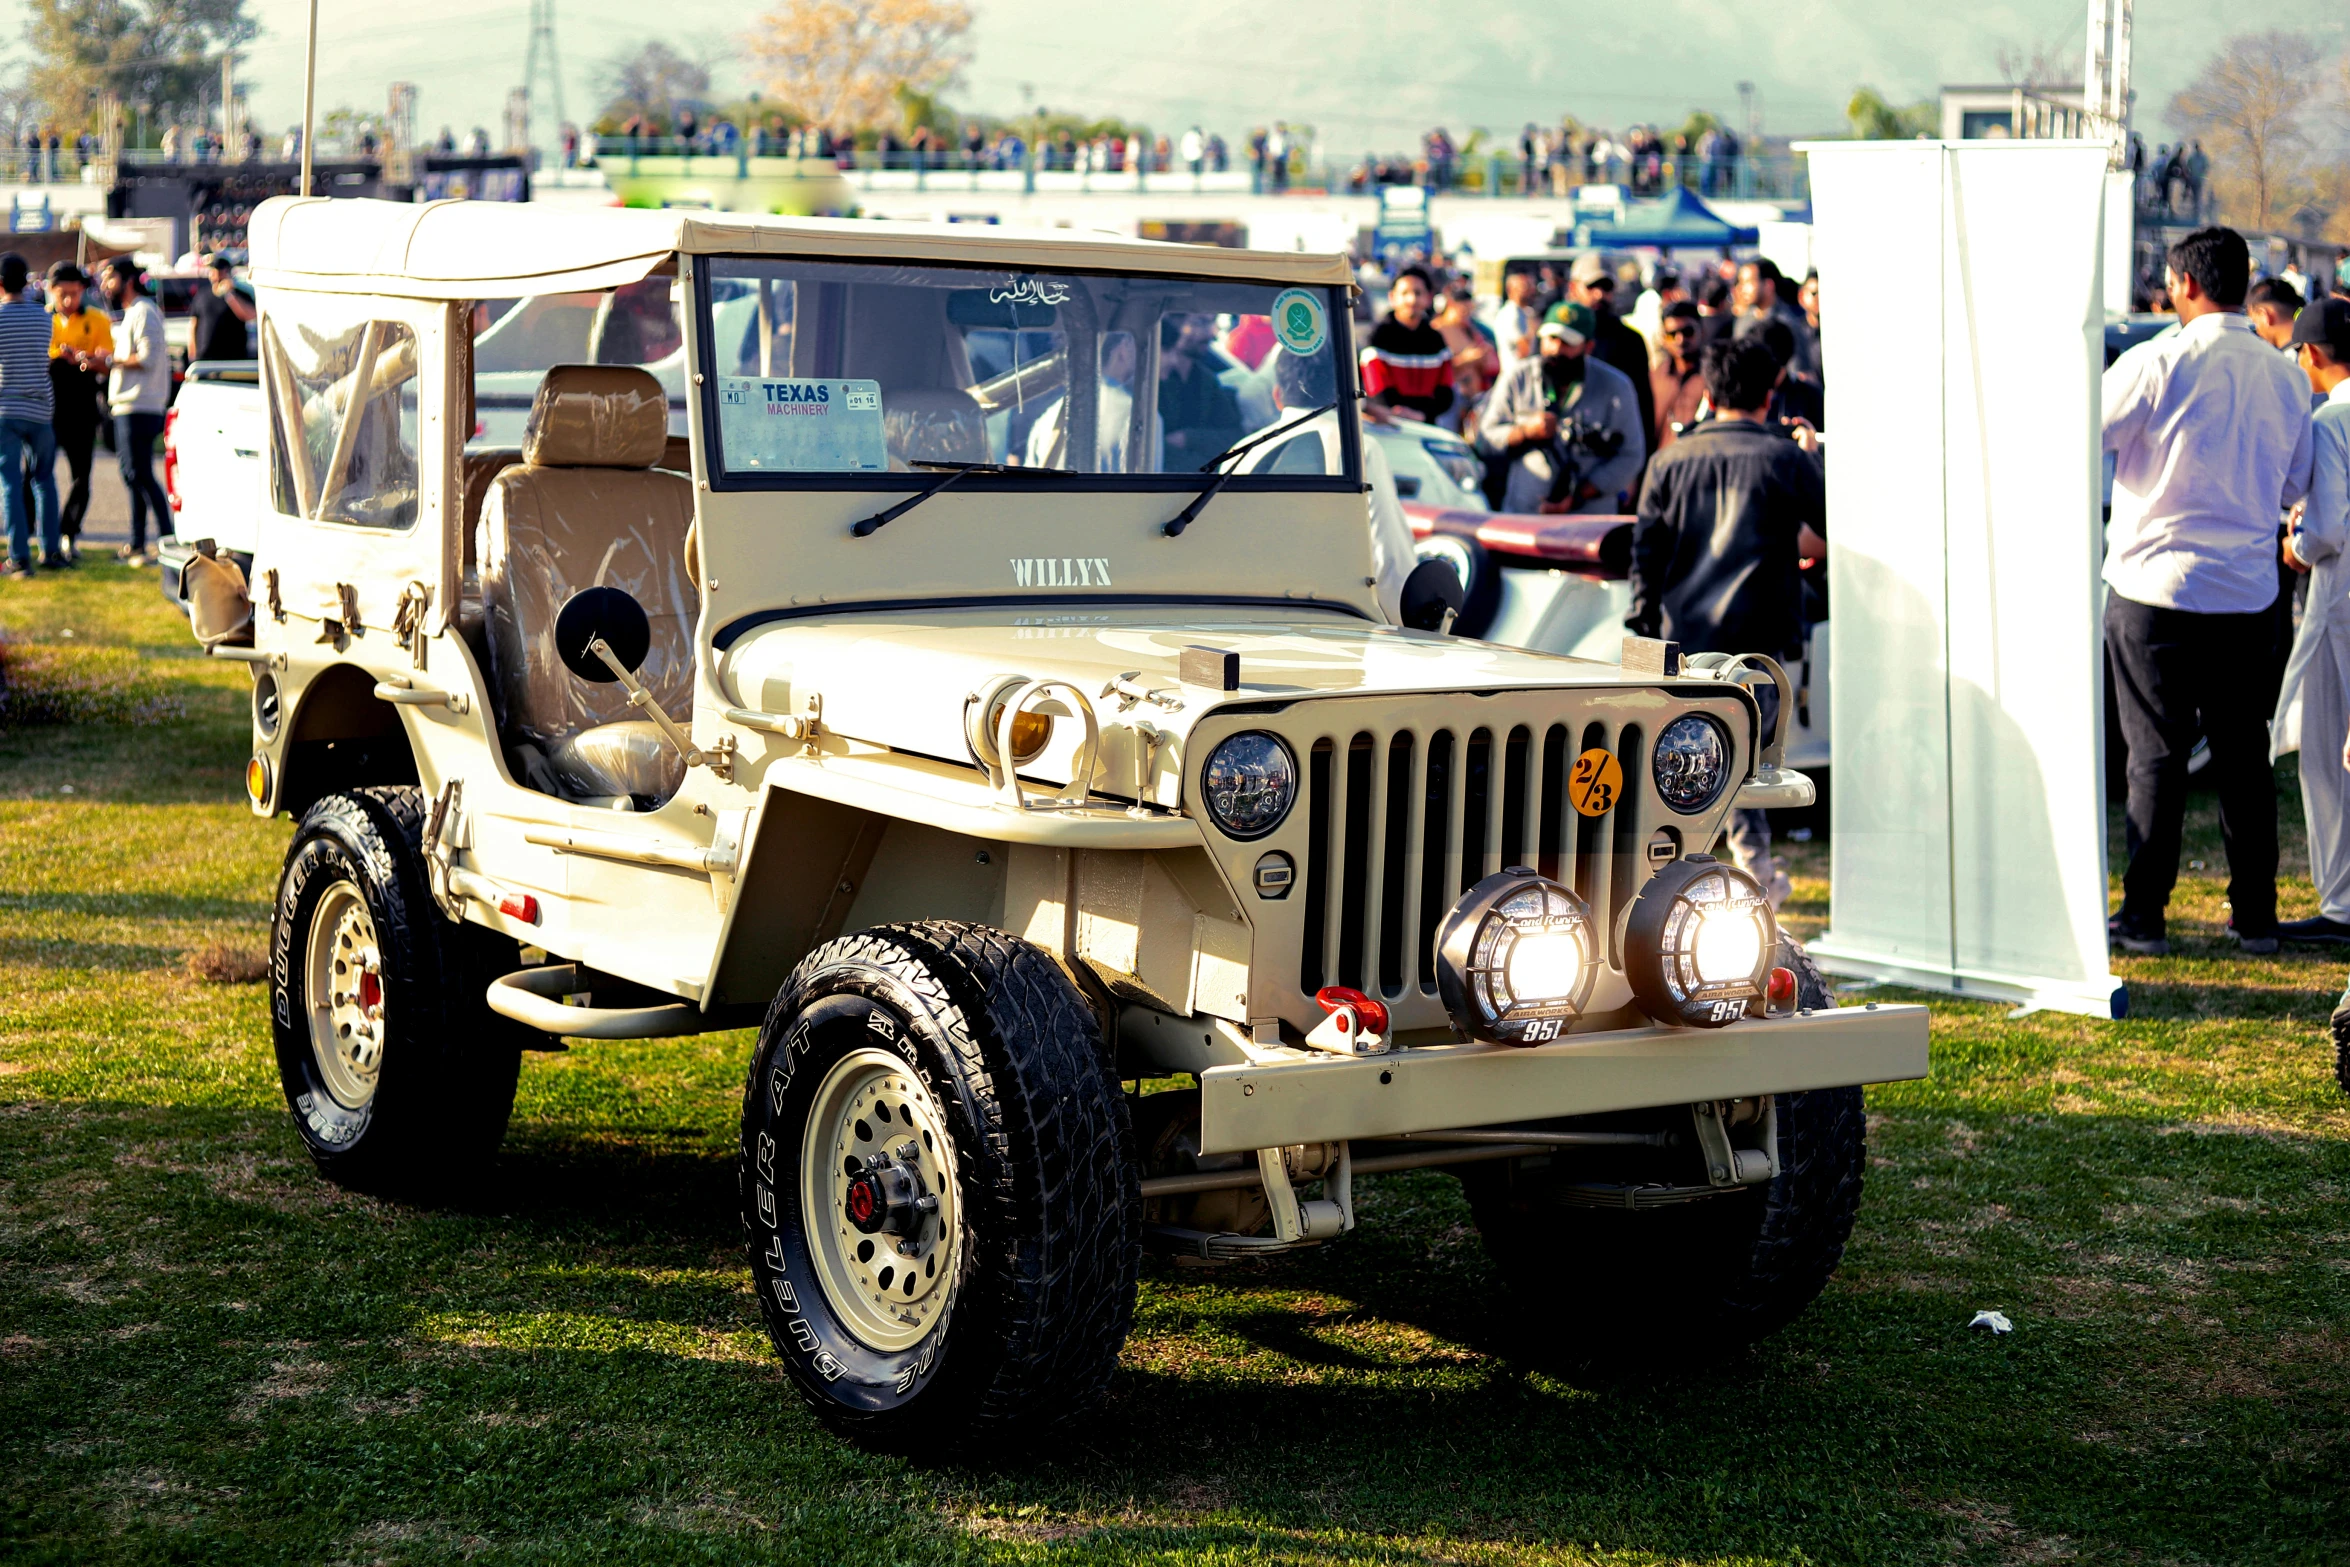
top-left (1270, 288), bottom-right (1327, 356)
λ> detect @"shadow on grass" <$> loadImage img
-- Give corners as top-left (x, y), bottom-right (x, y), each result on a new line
top-left (6, 1090), bottom-right (2346, 1565)
top-left (2121, 979), bottom-right (2338, 1022)
top-left (0, 934), bottom-right (193, 971)
top-left (0, 889), bottom-right (275, 923)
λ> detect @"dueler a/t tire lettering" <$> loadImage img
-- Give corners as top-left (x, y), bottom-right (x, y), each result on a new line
top-left (270, 786), bottom-right (528, 1195)
top-left (740, 921), bottom-right (1140, 1450)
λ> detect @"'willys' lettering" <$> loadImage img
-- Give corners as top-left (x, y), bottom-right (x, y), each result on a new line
top-left (1010, 558), bottom-right (1113, 588)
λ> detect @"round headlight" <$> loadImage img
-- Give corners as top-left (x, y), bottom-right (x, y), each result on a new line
top-left (1435, 867), bottom-right (1597, 1045)
top-left (1624, 854), bottom-right (1776, 1028)
top-left (1652, 713), bottom-right (1732, 814)
top-left (1199, 731), bottom-right (1297, 840)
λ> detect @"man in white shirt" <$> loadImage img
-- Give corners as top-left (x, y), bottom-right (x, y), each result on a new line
top-left (2273, 299), bottom-right (2350, 944)
top-left (2103, 228), bottom-right (2315, 956)
top-left (99, 258), bottom-right (174, 564)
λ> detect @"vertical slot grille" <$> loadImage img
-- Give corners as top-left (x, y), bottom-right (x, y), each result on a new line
top-left (1298, 708), bottom-right (1644, 1006)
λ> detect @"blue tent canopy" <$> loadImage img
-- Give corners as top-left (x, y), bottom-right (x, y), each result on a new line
top-left (1571, 185), bottom-right (1760, 249)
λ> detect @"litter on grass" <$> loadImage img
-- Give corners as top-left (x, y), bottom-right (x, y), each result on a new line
top-left (1968, 1310), bottom-right (2013, 1335)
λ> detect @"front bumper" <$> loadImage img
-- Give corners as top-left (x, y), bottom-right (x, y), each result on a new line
top-left (1196, 1002), bottom-right (1928, 1154)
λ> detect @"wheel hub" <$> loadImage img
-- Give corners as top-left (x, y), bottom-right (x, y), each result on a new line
top-left (844, 1148), bottom-right (936, 1238)
top-left (799, 1047), bottom-right (962, 1353)
top-left (305, 881), bottom-right (385, 1111)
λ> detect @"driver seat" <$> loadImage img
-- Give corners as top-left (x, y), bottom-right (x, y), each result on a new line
top-left (477, 365), bottom-right (697, 805)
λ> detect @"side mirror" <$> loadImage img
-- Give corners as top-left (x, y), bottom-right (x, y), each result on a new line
top-left (1400, 557), bottom-right (1466, 632)
top-left (555, 586), bottom-right (651, 683)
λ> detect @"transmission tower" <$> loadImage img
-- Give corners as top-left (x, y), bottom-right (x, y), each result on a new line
top-left (2084, 0), bottom-right (2133, 161)
top-left (520, 0), bottom-right (568, 164)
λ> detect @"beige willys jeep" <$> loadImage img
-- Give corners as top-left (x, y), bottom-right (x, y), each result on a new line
top-left (207, 195), bottom-right (1926, 1450)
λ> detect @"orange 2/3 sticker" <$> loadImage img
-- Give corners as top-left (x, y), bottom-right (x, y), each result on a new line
top-left (1569, 748), bottom-right (1623, 817)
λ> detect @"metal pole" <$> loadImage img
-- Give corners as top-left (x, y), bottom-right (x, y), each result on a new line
top-left (299, 0), bottom-right (319, 196)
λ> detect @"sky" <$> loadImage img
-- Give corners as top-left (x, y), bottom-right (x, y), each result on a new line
top-left (1, 0), bottom-right (2327, 153)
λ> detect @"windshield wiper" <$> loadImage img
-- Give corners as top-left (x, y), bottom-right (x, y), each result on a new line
top-left (850, 461), bottom-right (1070, 538)
top-left (1161, 401), bottom-right (1340, 538)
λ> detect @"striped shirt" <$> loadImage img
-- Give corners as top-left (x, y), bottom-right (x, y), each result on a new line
top-left (0, 297), bottom-right (54, 422)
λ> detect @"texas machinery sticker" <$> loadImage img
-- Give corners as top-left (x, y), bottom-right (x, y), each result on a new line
top-left (718, 377), bottom-right (888, 471)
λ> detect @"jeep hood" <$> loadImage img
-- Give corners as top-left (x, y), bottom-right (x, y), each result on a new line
top-left (718, 604), bottom-right (1663, 777)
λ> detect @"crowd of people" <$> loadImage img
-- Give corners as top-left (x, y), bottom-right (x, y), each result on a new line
top-left (1349, 119), bottom-right (1768, 195)
top-left (588, 115), bottom-right (1242, 179)
top-left (1354, 246), bottom-right (1823, 506)
top-left (0, 252), bottom-right (245, 578)
top-left (1351, 243), bottom-right (1827, 900)
top-left (2098, 228), bottom-right (2350, 965)
top-left (2126, 134), bottom-right (2211, 224)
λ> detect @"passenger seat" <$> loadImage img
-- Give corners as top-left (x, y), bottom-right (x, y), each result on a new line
top-left (477, 365), bottom-right (698, 806)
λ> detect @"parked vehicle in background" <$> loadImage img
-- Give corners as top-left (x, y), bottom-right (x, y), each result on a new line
top-left (1408, 503), bottom-right (1830, 775)
top-left (156, 361), bottom-right (264, 607)
top-left (1366, 416), bottom-right (1487, 509)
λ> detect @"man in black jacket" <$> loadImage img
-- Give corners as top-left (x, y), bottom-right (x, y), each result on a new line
top-left (1627, 335), bottom-right (1825, 906)
top-left (1628, 335), bottom-right (1824, 654)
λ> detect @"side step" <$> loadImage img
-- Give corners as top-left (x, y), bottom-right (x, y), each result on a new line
top-left (486, 963), bottom-right (710, 1040)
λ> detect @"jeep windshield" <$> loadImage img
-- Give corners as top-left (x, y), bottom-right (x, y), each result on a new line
top-left (696, 257), bottom-right (1359, 487)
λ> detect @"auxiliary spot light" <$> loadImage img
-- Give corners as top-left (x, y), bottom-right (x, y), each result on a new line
top-left (1624, 854), bottom-right (1777, 1028)
top-left (1435, 867), bottom-right (1597, 1046)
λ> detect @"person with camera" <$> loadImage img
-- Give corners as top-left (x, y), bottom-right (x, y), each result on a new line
top-left (1474, 303), bottom-right (1645, 515)
top-left (1625, 335), bottom-right (1827, 907)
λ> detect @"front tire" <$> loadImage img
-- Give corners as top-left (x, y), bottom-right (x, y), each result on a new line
top-left (270, 787), bottom-right (526, 1194)
top-left (740, 922), bottom-right (1140, 1451)
top-left (1462, 941), bottom-right (1865, 1357)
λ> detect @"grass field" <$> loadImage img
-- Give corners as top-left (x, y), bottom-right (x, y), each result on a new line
top-left (3, 568), bottom-right (2347, 1565)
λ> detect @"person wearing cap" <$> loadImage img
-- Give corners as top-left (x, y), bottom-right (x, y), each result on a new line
top-left (1558, 252), bottom-right (1656, 457)
top-left (45, 261), bottom-right (111, 564)
top-left (2102, 227), bottom-right (2313, 957)
top-left (1474, 302), bottom-right (1645, 515)
top-left (0, 251), bottom-right (59, 578)
top-left (2273, 297), bottom-right (2350, 944)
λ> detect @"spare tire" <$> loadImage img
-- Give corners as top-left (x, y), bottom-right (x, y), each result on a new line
top-left (1413, 534), bottom-right (1503, 640)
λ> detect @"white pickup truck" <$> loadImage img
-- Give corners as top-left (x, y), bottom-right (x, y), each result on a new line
top-left (157, 361), bottom-right (266, 605)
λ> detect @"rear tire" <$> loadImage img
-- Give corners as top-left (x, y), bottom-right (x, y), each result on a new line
top-left (1462, 940), bottom-right (1865, 1356)
top-left (740, 921), bottom-right (1140, 1451)
top-left (270, 787), bottom-right (527, 1195)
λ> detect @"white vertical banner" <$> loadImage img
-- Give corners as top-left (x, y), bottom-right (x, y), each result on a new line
top-left (1799, 140), bottom-right (2125, 1018)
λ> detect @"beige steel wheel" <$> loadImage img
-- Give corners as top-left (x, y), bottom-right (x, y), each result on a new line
top-left (798, 1047), bottom-right (964, 1353)
top-left (304, 881), bottom-right (386, 1111)
top-left (271, 788), bottom-right (527, 1194)
top-left (741, 921), bottom-right (1140, 1450)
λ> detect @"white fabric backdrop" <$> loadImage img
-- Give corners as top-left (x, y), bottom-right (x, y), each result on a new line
top-left (1800, 140), bottom-right (2126, 1018)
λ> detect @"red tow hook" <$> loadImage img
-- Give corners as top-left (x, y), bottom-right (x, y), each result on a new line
top-left (1313, 985), bottom-right (1390, 1038)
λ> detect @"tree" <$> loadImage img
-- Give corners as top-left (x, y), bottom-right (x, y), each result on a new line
top-left (743, 0), bottom-right (971, 133)
top-left (320, 105), bottom-right (389, 152)
top-left (22, 0), bottom-right (256, 128)
top-left (1845, 88), bottom-right (1935, 141)
top-left (2167, 31), bottom-right (2324, 231)
top-left (1994, 34), bottom-right (2077, 89)
top-left (597, 40), bottom-right (711, 131)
